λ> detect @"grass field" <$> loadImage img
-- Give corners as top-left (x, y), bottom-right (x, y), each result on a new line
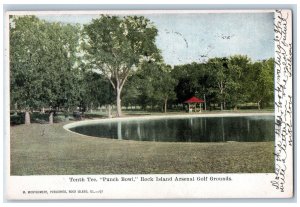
top-left (10, 119), bottom-right (275, 175)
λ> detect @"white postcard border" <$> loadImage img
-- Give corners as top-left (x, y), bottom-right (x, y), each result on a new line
top-left (4, 9), bottom-right (294, 200)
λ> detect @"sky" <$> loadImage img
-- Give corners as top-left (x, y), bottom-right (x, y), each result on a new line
top-left (38, 12), bottom-right (274, 66)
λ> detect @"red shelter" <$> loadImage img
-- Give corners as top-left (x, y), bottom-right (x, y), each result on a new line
top-left (184, 96), bottom-right (205, 112)
top-left (184, 96), bottom-right (205, 103)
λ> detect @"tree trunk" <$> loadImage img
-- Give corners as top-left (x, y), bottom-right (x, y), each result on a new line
top-left (220, 102), bottom-right (223, 111)
top-left (25, 111), bottom-right (30, 125)
top-left (108, 105), bottom-right (112, 118)
top-left (204, 94), bottom-right (207, 111)
top-left (49, 112), bottom-right (54, 124)
top-left (90, 103), bottom-right (93, 113)
top-left (164, 98), bottom-right (168, 113)
top-left (13, 103), bottom-right (18, 115)
top-left (116, 87), bottom-right (122, 117)
top-left (257, 101), bottom-right (261, 110)
top-left (14, 103), bottom-right (18, 111)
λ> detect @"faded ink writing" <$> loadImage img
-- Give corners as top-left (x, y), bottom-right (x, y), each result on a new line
top-left (272, 10), bottom-right (292, 193)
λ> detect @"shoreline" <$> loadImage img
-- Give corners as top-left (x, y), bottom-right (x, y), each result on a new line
top-left (64, 111), bottom-right (274, 130)
top-left (10, 122), bottom-right (275, 175)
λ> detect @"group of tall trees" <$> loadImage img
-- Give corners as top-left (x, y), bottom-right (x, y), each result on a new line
top-left (121, 55), bottom-right (274, 112)
top-left (10, 16), bottom-right (82, 124)
top-left (10, 15), bottom-right (274, 125)
top-left (171, 56), bottom-right (274, 111)
top-left (123, 61), bottom-right (177, 112)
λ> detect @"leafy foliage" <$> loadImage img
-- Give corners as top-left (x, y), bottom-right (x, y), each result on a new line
top-left (173, 57), bottom-right (274, 110)
top-left (82, 15), bottom-right (160, 116)
top-left (10, 16), bottom-right (81, 112)
top-left (80, 71), bottom-right (115, 109)
top-left (10, 15), bottom-right (275, 125)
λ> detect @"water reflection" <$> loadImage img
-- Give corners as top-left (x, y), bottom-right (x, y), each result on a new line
top-left (70, 116), bottom-right (275, 142)
top-left (117, 121), bottom-right (122, 140)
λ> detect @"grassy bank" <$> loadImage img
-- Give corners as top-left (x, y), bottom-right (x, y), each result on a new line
top-left (10, 121), bottom-right (274, 175)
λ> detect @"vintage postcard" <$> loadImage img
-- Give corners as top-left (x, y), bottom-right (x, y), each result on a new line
top-left (5, 9), bottom-right (293, 199)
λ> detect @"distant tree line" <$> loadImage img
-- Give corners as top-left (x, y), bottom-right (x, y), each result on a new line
top-left (122, 56), bottom-right (274, 112)
top-left (10, 15), bottom-right (274, 125)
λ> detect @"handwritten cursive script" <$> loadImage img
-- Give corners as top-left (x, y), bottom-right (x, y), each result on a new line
top-left (271, 10), bottom-right (292, 193)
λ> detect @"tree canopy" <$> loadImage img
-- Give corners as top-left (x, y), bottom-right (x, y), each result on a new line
top-left (82, 15), bottom-right (161, 116)
top-left (172, 57), bottom-right (274, 110)
top-left (9, 15), bottom-right (275, 125)
top-left (10, 16), bottom-right (81, 123)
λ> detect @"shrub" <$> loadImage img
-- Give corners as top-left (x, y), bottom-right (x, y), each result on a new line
top-left (10, 113), bottom-right (25, 125)
top-left (53, 115), bottom-right (66, 123)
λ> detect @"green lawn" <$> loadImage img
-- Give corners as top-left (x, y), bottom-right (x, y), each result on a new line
top-left (10, 121), bottom-right (274, 175)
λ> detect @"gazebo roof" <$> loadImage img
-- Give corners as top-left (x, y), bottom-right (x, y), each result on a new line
top-left (184, 96), bottom-right (205, 103)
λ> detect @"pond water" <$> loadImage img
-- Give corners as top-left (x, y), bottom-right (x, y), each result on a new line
top-left (69, 115), bottom-right (275, 142)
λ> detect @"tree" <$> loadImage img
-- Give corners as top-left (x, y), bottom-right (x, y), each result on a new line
top-left (80, 71), bottom-right (114, 112)
top-left (172, 62), bottom-right (210, 108)
top-left (121, 75), bottom-right (143, 109)
top-left (122, 61), bottom-right (176, 112)
top-left (152, 64), bottom-right (177, 113)
top-left (206, 57), bottom-right (230, 110)
top-left (248, 58), bottom-right (274, 109)
top-left (172, 64), bottom-right (197, 104)
top-left (10, 16), bottom-right (47, 124)
top-left (10, 16), bottom-right (81, 124)
top-left (39, 21), bottom-right (81, 123)
top-left (83, 15), bottom-right (160, 117)
top-left (226, 55), bottom-right (251, 110)
top-left (127, 61), bottom-right (158, 111)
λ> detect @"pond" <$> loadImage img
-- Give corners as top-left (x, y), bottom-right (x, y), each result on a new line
top-left (68, 115), bottom-right (275, 142)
